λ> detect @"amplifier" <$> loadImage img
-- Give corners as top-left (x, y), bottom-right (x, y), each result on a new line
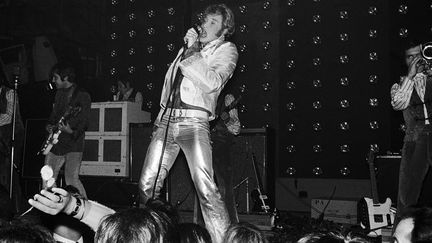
top-left (311, 198), bottom-right (358, 224)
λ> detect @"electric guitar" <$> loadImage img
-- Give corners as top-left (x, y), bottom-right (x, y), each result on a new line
top-left (38, 106), bottom-right (81, 155)
top-left (357, 150), bottom-right (395, 236)
top-left (251, 152), bottom-right (270, 213)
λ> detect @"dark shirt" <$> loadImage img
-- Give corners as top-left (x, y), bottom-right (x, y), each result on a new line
top-left (48, 85), bottom-right (91, 155)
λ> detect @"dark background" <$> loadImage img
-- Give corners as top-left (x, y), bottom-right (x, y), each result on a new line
top-left (1, 0), bottom-right (432, 202)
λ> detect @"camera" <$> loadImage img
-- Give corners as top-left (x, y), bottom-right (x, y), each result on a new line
top-left (419, 42), bottom-right (432, 74)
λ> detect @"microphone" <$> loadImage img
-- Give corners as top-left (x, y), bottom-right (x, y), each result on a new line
top-left (183, 25), bottom-right (200, 50)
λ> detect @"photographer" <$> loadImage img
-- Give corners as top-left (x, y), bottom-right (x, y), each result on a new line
top-left (390, 40), bottom-right (432, 225)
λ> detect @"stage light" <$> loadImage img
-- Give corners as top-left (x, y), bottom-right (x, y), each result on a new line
top-left (287, 39), bottom-right (295, 47)
top-left (287, 123), bottom-right (295, 132)
top-left (146, 64), bottom-right (155, 72)
top-left (399, 28), bottom-right (408, 38)
top-left (340, 167), bottom-right (350, 176)
top-left (312, 14), bottom-right (321, 23)
top-left (167, 43), bottom-right (175, 52)
top-left (312, 57), bottom-right (321, 66)
top-left (147, 46), bottom-right (154, 54)
top-left (369, 74), bottom-right (378, 84)
top-left (167, 24), bottom-right (175, 33)
top-left (128, 48), bottom-right (135, 56)
top-left (146, 101), bottom-right (153, 109)
top-left (369, 121), bottom-right (379, 130)
top-left (286, 81), bottom-right (296, 90)
top-left (369, 52), bottom-right (378, 61)
top-left (312, 79), bottom-right (322, 88)
top-left (399, 124), bottom-right (406, 132)
top-left (312, 101), bottom-right (322, 110)
top-left (110, 32), bottom-right (117, 40)
top-left (262, 20), bottom-right (272, 30)
top-left (286, 102), bottom-right (295, 111)
top-left (369, 98), bottom-right (378, 107)
top-left (146, 83), bottom-right (153, 91)
top-left (147, 27), bottom-right (156, 36)
top-left (339, 33), bottom-right (349, 42)
top-left (287, 0), bottom-right (295, 6)
top-left (239, 24), bottom-right (248, 33)
top-left (313, 145), bottom-right (322, 153)
top-left (340, 144), bottom-right (350, 153)
top-left (286, 145), bottom-right (296, 153)
top-left (111, 0), bottom-right (118, 5)
top-left (110, 67), bottom-right (117, 76)
top-left (312, 166), bottom-right (323, 176)
top-left (339, 10), bottom-right (349, 20)
top-left (262, 82), bottom-right (271, 91)
top-left (128, 13), bottom-right (136, 21)
top-left (239, 64), bottom-right (247, 73)
top-left (128, 66), bottom-right (135, 74)
top-left (286, 59), bottom-right (295, 69)
top-left (370, 144), bottom-right (379, 153)
top-left (147, 10), bottom-right (155, 18)
top-left (312, 122), bottom-right (322, 131)
top-left (239, 104), bottom-right (247, 113)
top-left (286, 167), bottom-right (296, 176)
top-left (239, 44), bottom-right (247, 53)
top-left (369, 29), bottom-right (378, 38)
top-left (340, 77), bottom-right (349, 86)
top-left (263, 1), bottom-right (271, 10)
top-left (239, 5), bottom-right (247, 14)
top-left (339, 121), bottom-right (350, 131)
top-left (312, 36), bottom-right (322, 45)
top-left (110, 16), bottom-right (118, 23)
top-left (368, 6), bottom-right (378, 16)
top-left (263, 103), bottom-right (272, 112)
top-left (167, 7), bottom-right (175, 16)
top-left (110, 50), bottom-right (117, 57)
top-left (287, 18), bottom-right (295, 27)
top-left (262, 41), bottom-right (271, 51)
top-left (340, 99), bottom-right (350, 108)
top-left (398, 4), bottom-right (408, 14)
top-left (339, 55), bottom-right (349, 64)
top-left (239, 84), bottom-right (247, 93)
top-left (128, 30), bottom-right (136, 38)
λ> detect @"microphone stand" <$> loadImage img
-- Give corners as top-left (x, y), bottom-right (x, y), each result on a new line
top-left (9, 71), bottom-right (19, 199)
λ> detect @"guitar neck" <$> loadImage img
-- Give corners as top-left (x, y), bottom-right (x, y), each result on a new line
top-left (368, 152), bottom-right (380, 204)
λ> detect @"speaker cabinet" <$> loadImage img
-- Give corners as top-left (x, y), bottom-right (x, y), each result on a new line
top-left (375, 155), bottom-right (432, 205)
top-left (230, 128), bottom-right (267, 213)
top-left (167, 128), bottom-right (268, 213)
top-left (22, 119), bottom-right (47, 178)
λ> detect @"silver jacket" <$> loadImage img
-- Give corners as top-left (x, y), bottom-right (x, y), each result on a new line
top-left (159, 37), bottom-right (238, 121)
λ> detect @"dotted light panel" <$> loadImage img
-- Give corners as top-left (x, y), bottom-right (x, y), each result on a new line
top-left (105, 0), bottom-right (186, 116)
top-left (279, 0), bottom-right (391, 178)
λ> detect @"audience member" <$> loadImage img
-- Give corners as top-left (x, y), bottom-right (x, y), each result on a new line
top-left (224, 222), bottom-right (267, 243)
top-left (297, 231), bottom-right (370, 243)
top-left (178, 223), bottom-right (212, 243)
top-left (0, 219), bottom-right (56, 243)
top-left (393, 205), bottom-right (432, 243)
top-left (95, 207), bottom-right (175, 243)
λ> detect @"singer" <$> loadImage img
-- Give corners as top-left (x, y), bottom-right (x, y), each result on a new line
top-left (138, 3), bottom-right (238, 243)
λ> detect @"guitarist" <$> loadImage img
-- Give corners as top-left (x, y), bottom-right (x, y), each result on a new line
top-left (210, 91), bottom-right (241, 223)
top-left (44, 62), bottom-right (91, 199)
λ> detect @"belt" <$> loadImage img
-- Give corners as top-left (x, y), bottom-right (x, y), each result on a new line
top-left (165, 108), bottom-right (209, 120)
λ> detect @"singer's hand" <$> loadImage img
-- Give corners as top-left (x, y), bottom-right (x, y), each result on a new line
top-left (184, 27), bottom-right (199, 48)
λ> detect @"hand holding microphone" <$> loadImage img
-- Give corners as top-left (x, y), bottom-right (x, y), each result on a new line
top-left (183, 26), bottom-right (200, 49)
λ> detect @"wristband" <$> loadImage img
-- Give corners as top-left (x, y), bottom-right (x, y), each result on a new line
top-left (69, 196), bottom-right (82, 217)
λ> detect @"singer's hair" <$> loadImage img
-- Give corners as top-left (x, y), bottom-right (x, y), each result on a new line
top-left (204, 4), bottom-right (235, 38)
top-left (50, 61), bottom-right (76, 83)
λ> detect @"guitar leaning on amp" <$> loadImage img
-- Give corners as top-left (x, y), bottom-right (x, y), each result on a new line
top-left (357, 150), bottom-right (395, 236)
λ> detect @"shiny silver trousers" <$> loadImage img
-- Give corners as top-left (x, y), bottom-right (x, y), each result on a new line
top-left (138, 114), bottom-right (230, 243)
